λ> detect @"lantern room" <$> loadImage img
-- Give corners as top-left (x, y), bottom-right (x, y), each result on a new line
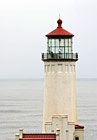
top-left (42, 19), bottom-right (78, 61)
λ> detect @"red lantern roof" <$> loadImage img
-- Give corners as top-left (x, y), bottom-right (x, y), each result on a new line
top-left (46, 19), bottom-right (74, 37)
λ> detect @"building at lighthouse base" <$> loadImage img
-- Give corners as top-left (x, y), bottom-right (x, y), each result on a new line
top-left (16, 115), bottom-right (84, 140)
top-left (44, 115), bottom-right (84, 140)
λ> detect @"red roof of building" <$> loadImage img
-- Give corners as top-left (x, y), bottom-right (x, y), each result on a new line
top-left (75, 125), bottom-right (84, 129)
top-left (46, 19), bottom-right (74, 37)
top-left (19, 133), bottom-right (56, 140)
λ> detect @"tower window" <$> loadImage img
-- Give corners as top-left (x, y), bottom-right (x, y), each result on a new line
top-left (52, 39), bottom-right (55, 46)
top-left (65, 47), bottom-right (68, 53)
top-left (56, 39), bottom-right (59, 46)
top-left (49, 39), bottom-right (52, 46)
top-left (69, 38), bottom-right (72, 46)
top-left (65, 39), bottom-right (68, 46)
top-left (75, 137), bottom-right (79, 140)
top-left (60, 39), bottom-right (64, 46)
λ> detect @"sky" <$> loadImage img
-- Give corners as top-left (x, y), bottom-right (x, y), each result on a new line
top-left (0, 0), bottom-right (97, 79)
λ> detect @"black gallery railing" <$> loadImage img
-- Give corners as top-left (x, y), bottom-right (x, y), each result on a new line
top-left (42, 53), bottom-right (78, 60)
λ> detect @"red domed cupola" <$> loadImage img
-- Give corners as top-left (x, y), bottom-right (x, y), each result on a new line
top-left (46, 18), bottom-right (74, 37)
top-left (57, 19), bottom-right (63, 28)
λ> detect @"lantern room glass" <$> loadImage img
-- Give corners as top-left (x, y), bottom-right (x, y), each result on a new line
top-left (48, 38), bottom-right (72, 54)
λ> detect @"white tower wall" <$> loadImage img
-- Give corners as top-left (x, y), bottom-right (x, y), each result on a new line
top-left (43, 61), bottom-right (77, 132)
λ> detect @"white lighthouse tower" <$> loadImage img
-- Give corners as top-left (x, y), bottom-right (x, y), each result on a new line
top-left (15, 18), bottom-right (84, 140)
top-left (42, 19), bottom-right (84, 140)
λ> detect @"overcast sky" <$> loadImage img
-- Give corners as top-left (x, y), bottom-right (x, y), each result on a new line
top-left (0, 0), bottom-right (97, 79)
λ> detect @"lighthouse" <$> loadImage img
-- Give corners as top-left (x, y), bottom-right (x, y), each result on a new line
top-left (42, 18), bottom-right (78, 129)
top-left (16, 18), bottom-right (84, 140)
top-left (42, 18), bottom-right (84, 140)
